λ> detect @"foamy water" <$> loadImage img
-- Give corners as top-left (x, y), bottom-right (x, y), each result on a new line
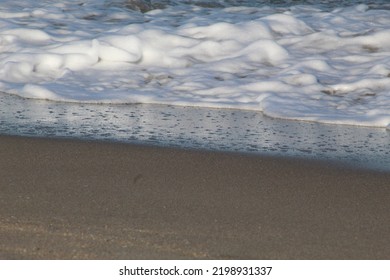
top-left (1, 0), bottom-right (390, 128)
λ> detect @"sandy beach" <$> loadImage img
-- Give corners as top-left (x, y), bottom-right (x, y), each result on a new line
top-left (0, 135), bottom-right (389, 259)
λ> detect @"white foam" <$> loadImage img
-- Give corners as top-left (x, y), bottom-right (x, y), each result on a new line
top-left (0, 0), bottom-right (390, 128)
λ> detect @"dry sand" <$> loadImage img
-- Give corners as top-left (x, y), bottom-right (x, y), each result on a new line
top-left (0, 135), bottom-right (389, 259)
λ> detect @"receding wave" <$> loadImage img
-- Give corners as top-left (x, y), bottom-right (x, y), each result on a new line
top-left (0, 0), bottom-right (389, 128)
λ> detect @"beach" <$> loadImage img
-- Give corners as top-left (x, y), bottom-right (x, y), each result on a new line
top-left (1, 135), bottom-right (389, 259)
top-left (1, 0), bottom-right (390, 263)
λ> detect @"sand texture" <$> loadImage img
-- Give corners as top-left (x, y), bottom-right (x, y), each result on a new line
top-left (0, 135), bottom-right (389, 259)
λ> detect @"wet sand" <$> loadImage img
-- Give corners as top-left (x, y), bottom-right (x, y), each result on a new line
top-left (0, 135), bottom-right (389, 259)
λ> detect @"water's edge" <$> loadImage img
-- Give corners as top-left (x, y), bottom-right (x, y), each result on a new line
top-left (1, 93), bottom-right (389, 172)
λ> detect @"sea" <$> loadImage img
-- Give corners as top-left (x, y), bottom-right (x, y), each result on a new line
top-left (0, 0), bottom-right (389, 171)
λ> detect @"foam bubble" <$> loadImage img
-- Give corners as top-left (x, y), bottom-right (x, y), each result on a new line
top-left (22, 84), bottom-right (59, 100)
top-left (0, 0), bottom-right (389, 128)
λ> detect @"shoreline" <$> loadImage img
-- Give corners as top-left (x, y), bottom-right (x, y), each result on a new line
top-left (2, 93), bottom-right (390, 173)
top-left (1, 135), bottom-right (389, 259)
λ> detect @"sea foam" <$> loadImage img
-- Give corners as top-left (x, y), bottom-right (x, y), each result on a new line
top-left (0, 0), bottom-right (390, 128)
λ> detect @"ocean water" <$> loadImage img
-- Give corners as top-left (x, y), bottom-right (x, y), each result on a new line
top-left (1, 93), bottom-right (390, 171)
top-left (1, 0), bottom-right (390, 170)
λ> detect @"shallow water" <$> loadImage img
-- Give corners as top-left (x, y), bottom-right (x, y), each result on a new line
top-left (0, 0), bottom-right (389, 128)
top-left (1, 93), bottom-right (389, 171)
